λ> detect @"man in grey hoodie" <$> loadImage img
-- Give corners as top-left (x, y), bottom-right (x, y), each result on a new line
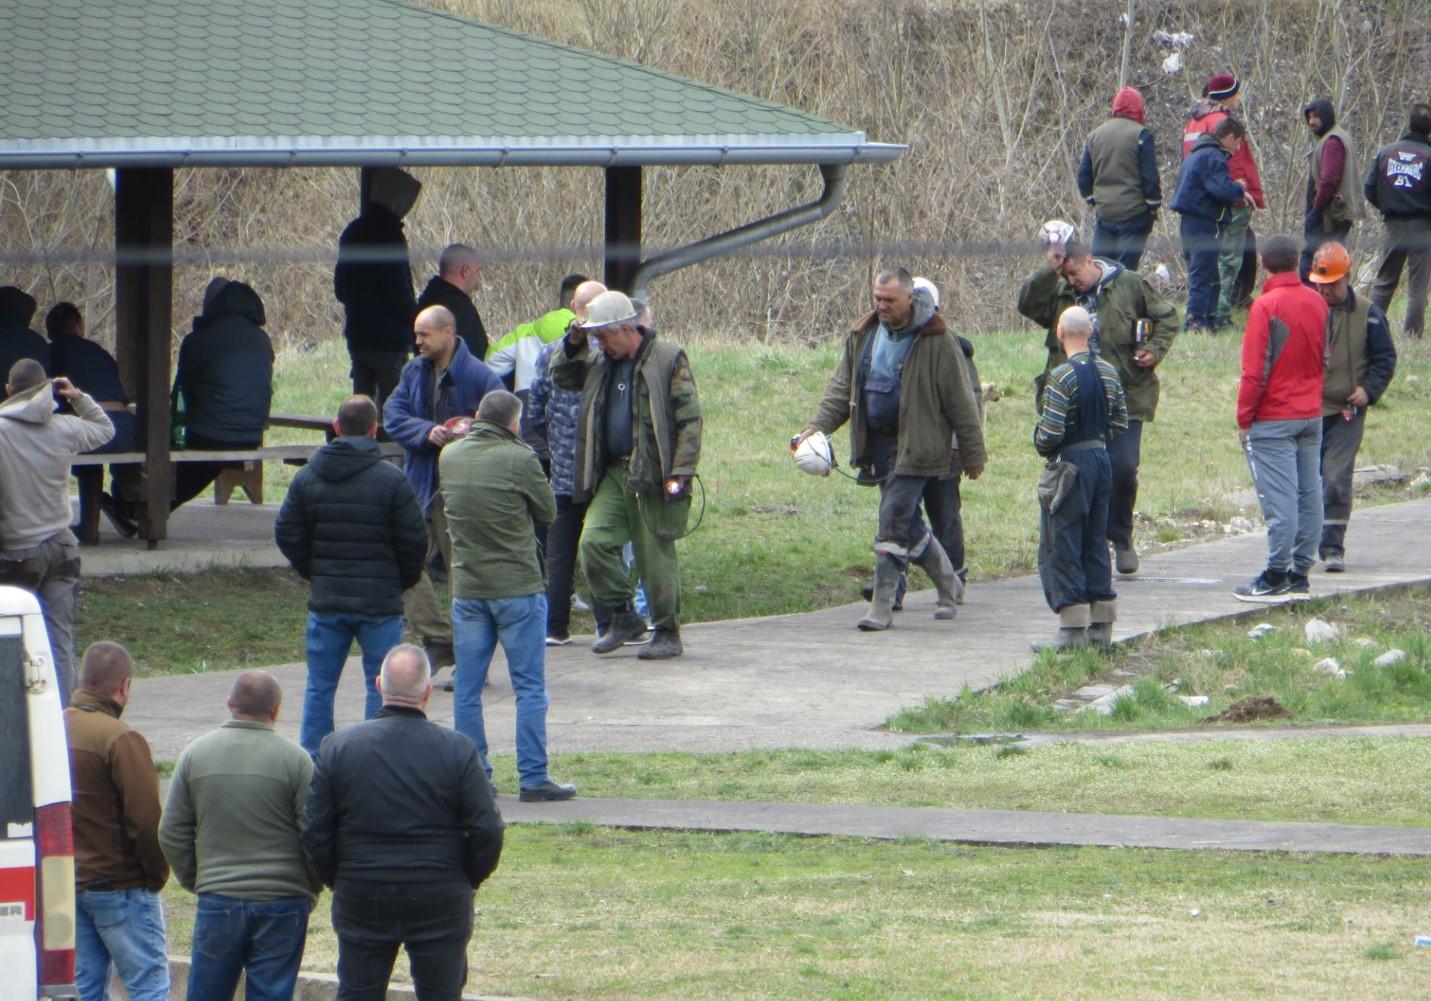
top-left (0, 360), bottom-right (114, 700)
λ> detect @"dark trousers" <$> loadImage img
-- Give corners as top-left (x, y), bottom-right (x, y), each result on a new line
top-left (867, 432), bottom-right (933, 565)
top-left (1319, 409), bottom-right (1365, 557)
top-left (1180, 214), bottom-right (1222, 329)
top-left (1092, 211), bottom-right (1155, 273)
top-left (1106, 420), bottom-right (1142, 550)
top-left (921, 473), bottom-right (966, 576)
top-left (332, 881), bottom-right (473, 1001)
top-left (348, 347), bottom-right (408, 413)
top-left (1038, 448), bottom-right (1115, 612)
top-left (1300, 210), bottom-right (1353, 282)
top-left (1369, 217), bottom-right (1431, 338)
top-left (173, 430), bottom-right (262, 509)
top-left (545, 494), bottom-right (589, 638)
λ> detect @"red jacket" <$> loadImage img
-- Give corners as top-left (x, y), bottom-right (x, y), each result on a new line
top-left (1183, 102), bottom-right (1266, 209)
top-left (1237, 272), bottom-right (1328, 428)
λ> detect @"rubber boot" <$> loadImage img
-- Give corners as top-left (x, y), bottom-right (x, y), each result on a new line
top-left (856, 555), bottom-right (901, 631)
top-left (861, 573), bottom-right (906, 611)
top-left (1031, 604), bottom-right (1091, 652)
top-left (911, 539), bottom-right (962, 620)
top-left (1087, 599), bottom-right (1117, 650)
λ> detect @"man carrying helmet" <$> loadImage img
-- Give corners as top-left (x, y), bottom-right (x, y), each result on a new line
top-left (792, 268), bottom-right (986, 631)
top-left (550, 290), bottom-right (701, 660)
top-left (1306, 242), bottom-right (1397, 572)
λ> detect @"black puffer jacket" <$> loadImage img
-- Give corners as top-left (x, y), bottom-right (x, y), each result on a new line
top-left (274, 436), bottom-right (428, 615)
top-left (174, 281), bottom-right (274, 443)
top-left (301, 705), bottom-right (504, 889)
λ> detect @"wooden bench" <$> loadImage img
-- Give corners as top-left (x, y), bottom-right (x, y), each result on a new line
top-left (72, 441), bottom-right (404, 544)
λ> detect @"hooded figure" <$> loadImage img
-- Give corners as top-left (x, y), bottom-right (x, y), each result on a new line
top-left (0, 285), bottom-right (51, 378)
top-left (1077, 87), bottom-right (1162, 271)
top-left (334, 168), bottom-right (423, 406)
top-left (1301, 98), bottom-right (1364, 278)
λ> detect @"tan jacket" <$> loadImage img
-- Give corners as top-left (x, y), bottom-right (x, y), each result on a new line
top-left (65, 689), bottom-right (169, 891)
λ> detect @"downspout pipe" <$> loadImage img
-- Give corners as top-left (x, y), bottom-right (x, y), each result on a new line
top-left (630, 162), bottom-right (848, 299)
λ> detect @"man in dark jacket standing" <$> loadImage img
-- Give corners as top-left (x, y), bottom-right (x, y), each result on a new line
top-left (1301, 98), bottom-right (1364, 281)
top-left (302, 644), bottom-right (503, 1000)
top-left (416, 243), bottom-right (488, 360)
top-left (334, 167), bottom-right (422, 409)
top-left (1235, 235), bottom-right (1329, 602)
top-left (1365, 103), bottom-right (1431, 339)
top-left (441, 390), bottom-right (574, 801)
top-left (385, 305), bottom-right (502, 675)
top-left (793, 269), bottom-right (986, 631)
top-left (1023, 242), bottom-right (1180, 575)
top-left (276, 395), bottom-right (429, 756)
top-left (1078, 87), bottom-right (1162, 271)
top-left (1173, 118), bottom-right (1248, 332)
top-left (1183, 74), bottom-right (1266, 329)
top-left (552, 290), bottom-right (702, 659)
top-left (1306, 242), bottom-right (1397, 572)
top-left (65, 641), bottom-right (170, 1001)
top-left (170, 277), bottom-right (274, 508)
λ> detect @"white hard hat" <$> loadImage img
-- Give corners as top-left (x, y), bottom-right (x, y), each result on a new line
top-left (580, 290), bottom-right (638, 329)
top-left (911, 276), bottom-right (940, 309)
top-left (1040, 219), bottom-right (1077, 246)
top-left (793, 432), bottom-right (836, 477)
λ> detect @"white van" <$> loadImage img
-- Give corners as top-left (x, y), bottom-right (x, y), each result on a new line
top-left (0, 586), bottom-right (76, 1000)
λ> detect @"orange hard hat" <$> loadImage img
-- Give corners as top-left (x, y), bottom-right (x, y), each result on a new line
top-left (1309, 242), bottom-right (1351, 284)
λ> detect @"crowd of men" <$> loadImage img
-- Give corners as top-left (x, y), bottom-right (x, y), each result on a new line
top-left (0, 83), bottom-right (1424, 996)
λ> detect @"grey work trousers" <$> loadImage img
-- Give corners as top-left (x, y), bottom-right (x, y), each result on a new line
top-left (0, 538), bottom-right (81, 703)
top-left (1245, 418), bottom-right (1323, 574)
top-left (402, 494), bottom-right (453, 651)
top-left (1369, 216), bottom-right (1431, 338)
top-left (1319, 409), bottom-right (1365, 558)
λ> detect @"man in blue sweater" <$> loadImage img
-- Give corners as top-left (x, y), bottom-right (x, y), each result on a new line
top-left (1172, 118), bottom-right (1248, 332)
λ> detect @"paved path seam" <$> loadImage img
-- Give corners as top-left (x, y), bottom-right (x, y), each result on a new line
top-left (499, 796), bottom-right (1431, 857)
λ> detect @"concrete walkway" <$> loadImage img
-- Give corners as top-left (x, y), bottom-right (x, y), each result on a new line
top-left (498, 795), bottom-right (1431, 857)
top-left (125, 496), bottom-right (1431, 761)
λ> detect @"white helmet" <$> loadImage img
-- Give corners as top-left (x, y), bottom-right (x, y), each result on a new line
top-left (793, 432), bottom-right (836, 477)
top-left (1039, 219), bottom-right (1077, 246)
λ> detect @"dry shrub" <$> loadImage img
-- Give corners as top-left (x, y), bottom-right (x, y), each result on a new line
top-left (1, 0), bottom-right (1427, 352)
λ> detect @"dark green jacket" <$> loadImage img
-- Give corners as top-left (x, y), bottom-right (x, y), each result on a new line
top-left (551, 328), bottom-right (702, 502)
top-left (440, 420), bottom-right (556, 599)
top-left (808, 311), bottom-right (986, 478)
top-left (1019, 264), bottom-right (1179, 423)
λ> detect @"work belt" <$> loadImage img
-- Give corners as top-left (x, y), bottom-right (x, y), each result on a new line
top-left (1058, 439), bottom-right (1106, 460)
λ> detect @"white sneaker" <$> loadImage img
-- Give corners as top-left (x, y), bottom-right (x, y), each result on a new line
top-left (545, 635), bottom-right (572, 647)
top-left (571, 594), bottom-right (591, 612)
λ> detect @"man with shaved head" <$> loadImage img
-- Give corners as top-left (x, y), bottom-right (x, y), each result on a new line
top-left (160, 671), bottom-right (320, 1000)
top-left (1033, 307), bottom-right (1128, 650)
top-left (65, 641), bottom-right (171, 1000)
top-left (303, 644), bottom-right (503, 998)
top-left (418, 243), bottom-right (489, 359)
top-left (276, 394), bottom-right (428, 755)
top-left (385, 304), bottom-right (502, 679)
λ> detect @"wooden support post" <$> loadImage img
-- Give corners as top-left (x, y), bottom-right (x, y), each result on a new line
top-left (603, 166), bottom-right (642, 293)
top-left (114, 168), bottom-right (174, 548)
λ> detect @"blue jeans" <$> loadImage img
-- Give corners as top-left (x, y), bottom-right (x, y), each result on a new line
top-left (188, 893), bottom-right (310, 1001)
top-left (1092, 211), bottom-right (1155, 272)
top-left (1180, 214), bottom-right (1222, 329)
top-left (76, 887), bottom-right (169, 1001)
top-left (451, 593), bottom-right (552, 788)
top-left (1245, 418), bottom-right (1324, 574)
top-left (621, 541), bottom-right (651, 619)
top-left (301, 611), bottom-right (403, 756)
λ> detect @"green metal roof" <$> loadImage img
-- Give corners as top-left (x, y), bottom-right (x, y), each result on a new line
top-left (0, 0), bottom-right (902, 168)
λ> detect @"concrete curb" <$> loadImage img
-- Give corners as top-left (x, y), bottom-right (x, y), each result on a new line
top-left (500, 795), bottom-right (1431, 857)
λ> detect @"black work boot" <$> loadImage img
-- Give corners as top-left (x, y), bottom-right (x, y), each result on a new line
top-left (637, 629), bottom-right (684, 660)
top-left (911, 538), bottom-right (962, 620)
top-left (857, 555), bottom-right (902, 631)
top-left (592, 608), bottom-right (647, 654)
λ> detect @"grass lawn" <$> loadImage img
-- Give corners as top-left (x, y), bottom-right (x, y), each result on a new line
top-left (889, 585), bottom-right (1431, 735)
top-left (485, 734), bottom-right (1431, 828)
top-left (79, 333), bottom-right (1431, 675)
top-left (159, 828), bottom-right (1431, 1001)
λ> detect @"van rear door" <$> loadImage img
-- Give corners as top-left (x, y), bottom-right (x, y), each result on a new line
top-left (0, 630), bottom-right (40, 1001)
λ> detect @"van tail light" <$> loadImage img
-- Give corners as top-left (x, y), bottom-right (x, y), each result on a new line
top-left (34, 802), bottom-right (75, 993)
